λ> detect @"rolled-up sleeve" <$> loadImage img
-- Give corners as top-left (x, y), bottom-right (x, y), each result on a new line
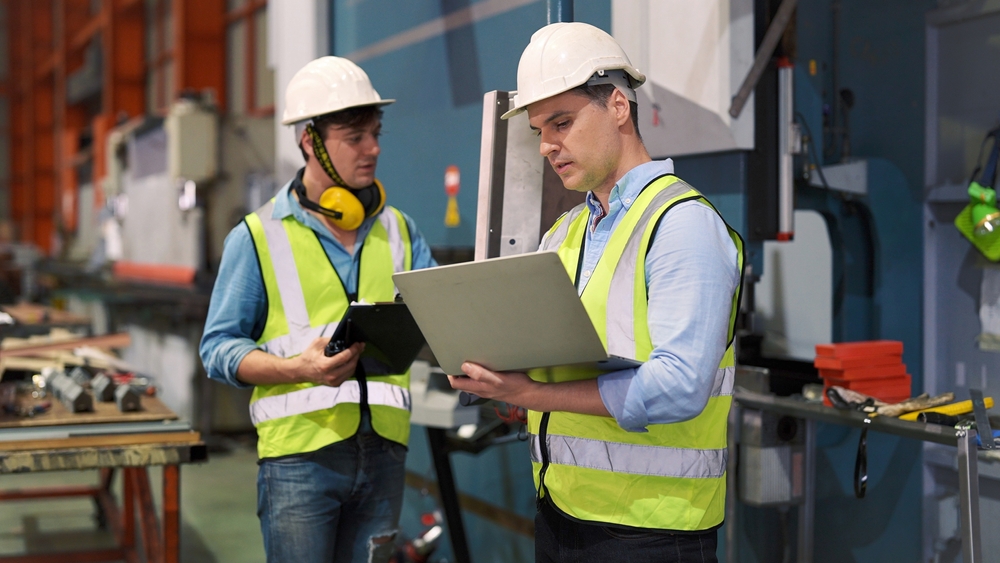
top-left (597, 201), bottom-right (740, 431)
top-left (199, 224), bottom-right (267, 388)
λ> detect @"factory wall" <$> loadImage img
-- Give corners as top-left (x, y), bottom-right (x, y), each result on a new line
top-left (728, 1), bottom-right (932, 561)
top-left (329, 0), bottom-right (612, 250)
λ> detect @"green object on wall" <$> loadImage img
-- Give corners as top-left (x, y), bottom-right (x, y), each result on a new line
top-left (956, 181), bottom-right (1000, 261)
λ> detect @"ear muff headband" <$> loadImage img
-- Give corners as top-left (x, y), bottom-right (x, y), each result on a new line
top-left (299, 122), bottom-right (386, 230)
top-left (355, 178), bottom-right (386, 217)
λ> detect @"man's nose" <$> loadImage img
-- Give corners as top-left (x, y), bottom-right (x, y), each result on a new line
top-left (539, 136), bottom-right (557, 158)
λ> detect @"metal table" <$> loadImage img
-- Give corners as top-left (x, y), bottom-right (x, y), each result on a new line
top-left (729, 389), bottom-right (983, 563)
top-left (0, 435), bottom-right (207, 563)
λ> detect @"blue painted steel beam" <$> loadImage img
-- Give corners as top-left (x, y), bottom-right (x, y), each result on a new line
top-left (547, 0), bottom-right (573, 23)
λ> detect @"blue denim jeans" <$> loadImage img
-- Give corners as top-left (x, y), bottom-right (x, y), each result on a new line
top-left (535, 499), bottom-right (719, 563)
top-left (257, 412), bottom-right (407, 563)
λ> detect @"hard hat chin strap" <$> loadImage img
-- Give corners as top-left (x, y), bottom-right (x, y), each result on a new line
top-left (586, 69), bottom-right (638, 104)
top-left (305, 122), bottom-right (349, 187)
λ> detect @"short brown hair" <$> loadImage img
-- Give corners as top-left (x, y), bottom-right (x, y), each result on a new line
top-left (571, 83), bottom-right (641, 139)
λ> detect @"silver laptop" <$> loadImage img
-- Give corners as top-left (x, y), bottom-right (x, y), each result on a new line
top-left (392, 251), bottom-right (641, 375)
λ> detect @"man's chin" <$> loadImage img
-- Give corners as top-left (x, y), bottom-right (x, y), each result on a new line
top-left (560, 176), bottom-right (589, 194)
top-left (349, 175), bottom-right (376, 187)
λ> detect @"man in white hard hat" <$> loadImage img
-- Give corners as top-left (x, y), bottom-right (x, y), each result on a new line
top-left (449, 22), bottom-right (744, 562)
top-left (201, 56), bottom-right (436, 563)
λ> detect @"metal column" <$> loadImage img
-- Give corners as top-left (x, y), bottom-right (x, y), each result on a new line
top-left (427, 427), bottom-right (472, 563)
top-left (546, 0), bottom-right (573, 24)
top-left (957, 428), bottom-right (982, 563)
top-left (797, 419), bottom-right (816, 563)
top-left (776, 59), bottom-right (796, 241)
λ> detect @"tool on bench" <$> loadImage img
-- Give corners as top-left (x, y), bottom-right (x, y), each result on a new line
top-left (69, 366), bottom-right (93, 388)
top-left (899, 397), bottom-right (994, 421)
top-left (114, 384), bottom-right (141, 412)
top-left (91, 373), bottom-right (117, 402)
top-left (917, 411), bottom-right (962, 426)
top-left (45, 369), bottom-right (93, 413)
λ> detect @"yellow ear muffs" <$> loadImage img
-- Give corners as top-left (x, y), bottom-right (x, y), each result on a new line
top-left (369, 178), bottom-right (387, 216)
top-left (319, 187), bottom-right (366, 231)
top-left (299, 121), bottom-right (388, 231)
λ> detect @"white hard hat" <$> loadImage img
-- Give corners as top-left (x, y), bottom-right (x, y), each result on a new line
top-left (281, 56), bottom-right (395, 126)
top-left (502, 22), bottom-right (645, 120)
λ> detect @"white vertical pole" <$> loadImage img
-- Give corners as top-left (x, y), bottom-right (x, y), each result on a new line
top-left (270, 0), bottom-right (330, 184)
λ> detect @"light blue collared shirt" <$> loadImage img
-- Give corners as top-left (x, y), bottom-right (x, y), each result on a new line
top-left (199, 176), bottom-right (437, 388)
top-left (587, 159), bottom-right (741, 432)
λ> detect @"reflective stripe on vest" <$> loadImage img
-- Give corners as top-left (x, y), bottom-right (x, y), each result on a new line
top-left (379, 208), bottom-right (413, 276)
top-left (250, 380), bottom-right (411, 426)
top-left (255, 199), bottom-right (313, 358)
top-left (530, 174), bottom-right (745, 531)
top-left (529, 434), bottom-right (727, 479)
top-left (244, 194), bottom-right (414, 458)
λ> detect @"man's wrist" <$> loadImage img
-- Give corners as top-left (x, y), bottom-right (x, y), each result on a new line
top-left (282, 355), bottom-right (304, 384)
top-left (515, 378), bottom-right (542, 411)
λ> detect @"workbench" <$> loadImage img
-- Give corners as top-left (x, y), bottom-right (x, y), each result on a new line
top-left (0, 395), bottom-right (207, 563)
top-left (728, 389), bottom-right (984, 563)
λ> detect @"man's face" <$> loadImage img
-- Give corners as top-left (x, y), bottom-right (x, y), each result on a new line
top-left (307, 118), bottom-right (382, 189)
top-left (527, 90), bottom-right (622, 194)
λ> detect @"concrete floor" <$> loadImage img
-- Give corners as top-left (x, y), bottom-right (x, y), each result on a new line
top-left (0, 427), bottom-right (538, 563)
top-left (0, 438), bottom-right (265, 562)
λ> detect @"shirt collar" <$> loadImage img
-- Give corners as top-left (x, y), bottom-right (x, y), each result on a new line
top-left (270, 168), bottom-right (306, 221)
top-left (585, 158), bottom-right (675, 215)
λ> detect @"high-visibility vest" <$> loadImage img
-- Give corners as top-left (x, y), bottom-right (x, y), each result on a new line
top-left (528, 174), bottom-right (744, 531)
top-left (243, 195), bottom-right (414, 459)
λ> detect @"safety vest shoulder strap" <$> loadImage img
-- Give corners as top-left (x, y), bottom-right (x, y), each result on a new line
top-left (592, 177), bottom-right (708, 358)
top-left (244, 199), bottom-right (291, 348)
top-left (379, 206), bottom-right (412, 272)
top-left (540, 203), bottom-right (588, 251)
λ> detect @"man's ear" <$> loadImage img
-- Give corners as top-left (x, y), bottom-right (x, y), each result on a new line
top-left (300, 128), bottom-right (315, 160)
top-left (610, 88), bottom-right (631, 128)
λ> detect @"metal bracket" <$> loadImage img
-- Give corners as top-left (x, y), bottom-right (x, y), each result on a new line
top-left (970, 388), bottom-right (995, 450)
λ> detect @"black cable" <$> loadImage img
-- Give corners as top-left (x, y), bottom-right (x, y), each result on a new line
top-left (854, 417), bottom-right (871, 499)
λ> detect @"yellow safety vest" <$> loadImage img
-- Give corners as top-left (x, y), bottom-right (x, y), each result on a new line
top-left (244, 196), bottom-right (414, 459)
top-left (528, 174), bottom-right (745, 531)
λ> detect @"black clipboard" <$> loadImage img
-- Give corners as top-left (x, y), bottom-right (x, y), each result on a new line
top-left (323, 302), bottom-right (426, 374)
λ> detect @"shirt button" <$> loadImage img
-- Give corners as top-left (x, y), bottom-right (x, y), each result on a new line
top-left (624, 198), bottom-right (632, 204)
top-left (583, 270), bottom-right (591, 277)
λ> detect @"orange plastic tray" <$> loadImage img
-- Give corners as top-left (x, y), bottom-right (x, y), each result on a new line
top-left (815, 340), bottom-right (903, 359)
top-left (818, 363), bottom-right (907, 381)
top-left (822, 375), bottom-right (911, 399)
top-left (814, 354), bottom-right (902, 370)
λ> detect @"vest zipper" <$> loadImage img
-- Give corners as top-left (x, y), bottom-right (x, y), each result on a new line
top-left (319, 228), bottom-right (371, 420)
top-left (354, 245), bottom-right (371, 419)
top-left (536, 411), bottom-right (552, 507)
top-left (356, 361), bottom-right (370, 418)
